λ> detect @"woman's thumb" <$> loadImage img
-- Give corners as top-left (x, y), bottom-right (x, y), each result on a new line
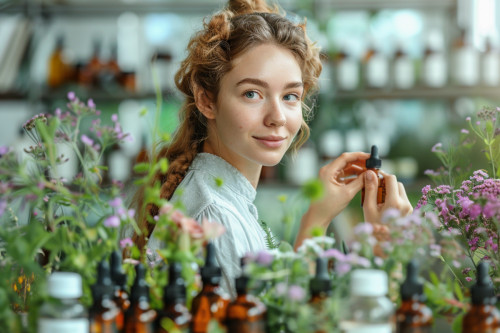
top-left (363, 170), bottom-right (379, 209)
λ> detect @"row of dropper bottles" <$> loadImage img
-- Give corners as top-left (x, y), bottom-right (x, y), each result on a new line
top-left (37, 246), bottom-right (500, 333)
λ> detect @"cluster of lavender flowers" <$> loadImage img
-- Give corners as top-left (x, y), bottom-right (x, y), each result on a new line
top-left (417, 170), bottom-right (500, 280)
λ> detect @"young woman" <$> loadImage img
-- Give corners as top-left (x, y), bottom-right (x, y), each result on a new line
top-left (132, 0), bottom-right (412, 297)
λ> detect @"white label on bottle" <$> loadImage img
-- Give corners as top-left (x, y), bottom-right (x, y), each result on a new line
top-left (482, 53), bottom-right (500, 86)
top-left (423, 54), bottom-right (447, 87)
top-left (393, 58), bottom-right (414, 89)
top-left (38, 318), bottom-right (89, 333)
top-left (340, 322), bottom-right (392, 333)
top-left (366, 55), bottom-right (388, 88)
top-left (337, 59), bottom-right (360, 90)
top-left (452, 48), bottom-right (479, 86)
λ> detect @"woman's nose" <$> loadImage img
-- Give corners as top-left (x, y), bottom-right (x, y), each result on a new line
top-left (264, 99), bottom-right (286, 127)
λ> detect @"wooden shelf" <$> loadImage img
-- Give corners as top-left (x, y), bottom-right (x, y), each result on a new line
top-left (333, 86), bottom-right (500, 101)
top-left (313, 0), bottom-right (456, 11)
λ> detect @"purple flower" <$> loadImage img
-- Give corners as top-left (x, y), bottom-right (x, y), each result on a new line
top-left (111, 114), bottom-right (118, 122)
top-left (0, 146), bottom-right (9, 156)
top-left (335, 262), bottom-right (351, 275)
top-left (422, 185), bottom-right (432, 196)
top-left (87, 99), bottom-right (96, 108)
top-left (322, 248), bottom-right (345, 261)
top-left (431, 143), bottom-right (442, 153)
top-left (466, 116), bottom-right (471, 121)
top-left (0, 200), bottom-right (7, 217)
top-left (255, 250), bottom-right (274, 266)
top-left (469, 204), bottom-right (482, 220)
top-left (461, 129), bottom-right (469, 134)
top-left (104, 215), bottom-right (121, 228)
top-left (465, 277), bottom-right (473, 282)
top-left (67, 91), bottom-right (76, 101)
top-left (109, 197), bottom-right (123, 208)
top-left (287, 285), bottom-right (306, 301)
top-left (81, 134), bottom-right (94, 146)
top-left (381, 208), bottom-right (401, 223)
top-left (353, 222), bottom-right (373, 235)
top-left (120, 238), bottom-right (134, 249)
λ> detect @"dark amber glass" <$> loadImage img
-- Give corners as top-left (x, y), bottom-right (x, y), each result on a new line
top-left (190, 284), bottom-right (229, 333)
top-left (123, 300), bottom-right (156, 333)
top-left (156, 302), bottom-right (191, 332)
top-left (89, 298), bottom-right (120, 333)
top-left (462, 304), bottom-right (500, 333)
top-left (114, 289), bottom-right (130, 331)
top-left (226, 293), bottom-right (266, 333)
top-left (396, 299), bottom-right (433, 333)
top-left (361, 169), bottom-right (385, 205)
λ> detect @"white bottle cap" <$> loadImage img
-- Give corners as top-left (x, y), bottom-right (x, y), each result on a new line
top-left (47, 272), bottom-right (83, 299)
top-left (350, 269), bottom-right (388, 297)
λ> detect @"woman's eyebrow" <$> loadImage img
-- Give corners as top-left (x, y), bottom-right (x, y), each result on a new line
top-left (236, 78), bottom-right (303, 89)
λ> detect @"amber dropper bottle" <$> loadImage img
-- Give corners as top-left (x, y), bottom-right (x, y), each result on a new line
top-left (123, 263), bottom-right (156, 333)
top-left (462, 261), bottom-right (500, 332)
top-left (309, 257), bottom-right (332, 333)
top-left (110, 250), bottom-right (130, 332)
top-left (226, 258), bottom-right (267, 333)
top-left (396, 260), bottom-right (433, 333)
top-left (190, 242), bottom-right (230, 333)
top-left (89, 260), bottom-right (121, 333)
top-left (336, 145), bottom-right (385, 205)
top-left (156, 262), bottom-right (191, 332)
top-left (310, 257), bottom-right (332, 305)
top-left (362, 145), bottom-right (386, 205)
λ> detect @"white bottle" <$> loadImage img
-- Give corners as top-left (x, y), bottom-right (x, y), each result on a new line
top-left (38, 272), bottom-right (89, 333)
top-left (481, 38), bottom-right (500, 86)
top-left (335, 47), bottom-right (360, 91)
top-left (392, 44), bottom-right (415, 90)
top-left (363, 42), bottom-right (389, 89)
top-left (422, 30), bottom-right (448, 88)
top-left (451, 29), bottom-right (479, 86)
top-left (340, 269), bottom-right (394, 333)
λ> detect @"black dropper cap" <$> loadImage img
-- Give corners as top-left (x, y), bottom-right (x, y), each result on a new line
top-left (164, 262), bottom-right (186, 304)
top-left (310, 257), bottom-right (332, 296)
top-left (130, 263), bottom-right (149, 303)
top-left (201, 243), bottom-right (222, 285)
top-left (92, 260), bottom-right (114, 301)
top-left (471, 261), bottom-right (496, 305)
top-left (235, 258), bottom-right (250, 295)
top-left (365, 145), bottom-right (382, 169)
top-left (400, 260), bottom-right (424, 301)
top-left (110, 250), bottom-right (127, 291)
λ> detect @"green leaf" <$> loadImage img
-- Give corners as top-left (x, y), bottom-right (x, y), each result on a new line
top-left (214, 177), bottom-right (224, 187)
top-left (301, 179), bottom-right (324, 201)
top-left (159, 158), bottom-right (168, 173)
top-left (139, 107), bottom-right (148, 116)
top-left (133, 162), bottom-right (151, 174)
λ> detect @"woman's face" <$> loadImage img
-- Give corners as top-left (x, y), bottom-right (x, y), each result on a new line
top-left (204, 43), bottom-right (304, 179)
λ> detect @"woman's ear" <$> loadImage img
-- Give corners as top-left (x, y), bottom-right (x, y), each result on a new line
top-left (193, 85), bottom-right (216, 120)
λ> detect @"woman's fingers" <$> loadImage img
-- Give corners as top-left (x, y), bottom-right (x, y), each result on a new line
top-left (362, 170), bottom-right (379, 213)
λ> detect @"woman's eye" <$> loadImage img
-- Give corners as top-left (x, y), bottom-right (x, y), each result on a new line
top-left (244, 91), bottom-right (258, 99)
top-left (284, 94), bottom-right (300, 102)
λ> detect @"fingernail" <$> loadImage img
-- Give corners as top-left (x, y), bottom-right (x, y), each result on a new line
top-left (365, 171), bottom-right (373, 181)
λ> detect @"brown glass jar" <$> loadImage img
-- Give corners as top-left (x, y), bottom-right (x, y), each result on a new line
top-left (462, 262), bottom-right (500, 333)
top-left (190, 243), bottom-right (229, 333)
top-left (89, 260), bottom-right (120, 333)
top-left (123, 263), bottom-right (156, 333)
top-left (155, 262), bottom-right (191, 332)
top-left (396, 260), bottom-right (433, 333)
top-left (226, 259), bottom-right (266, 333)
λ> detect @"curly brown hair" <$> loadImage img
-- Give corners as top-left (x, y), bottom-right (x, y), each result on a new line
top-left (131, 0), bottom-right (322, 250)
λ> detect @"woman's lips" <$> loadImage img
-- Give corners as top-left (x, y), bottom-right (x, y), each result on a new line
top-left (254, 135), bottom-right (286, 148)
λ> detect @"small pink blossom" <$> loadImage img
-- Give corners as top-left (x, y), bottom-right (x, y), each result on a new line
top-left (119, 238), bottom-right (134, 249)
top-left (104, 215), bottom-right (120, 228)
top-left (287, 285), bottom-right (306, 301)
top-left (81, 134), bottom-right (94, 146)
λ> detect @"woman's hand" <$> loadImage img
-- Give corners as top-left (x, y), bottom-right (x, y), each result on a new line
top-left (362, 170), bottom-right (413, 232)
top-left (294, 152), bottom-right (370, 250)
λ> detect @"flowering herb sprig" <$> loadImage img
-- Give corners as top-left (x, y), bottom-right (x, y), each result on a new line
top-left (0, 93), bottom-right (135, 330)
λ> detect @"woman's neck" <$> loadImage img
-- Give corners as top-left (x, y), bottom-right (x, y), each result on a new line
top-left (202, 141), bottom-right (262, 189)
